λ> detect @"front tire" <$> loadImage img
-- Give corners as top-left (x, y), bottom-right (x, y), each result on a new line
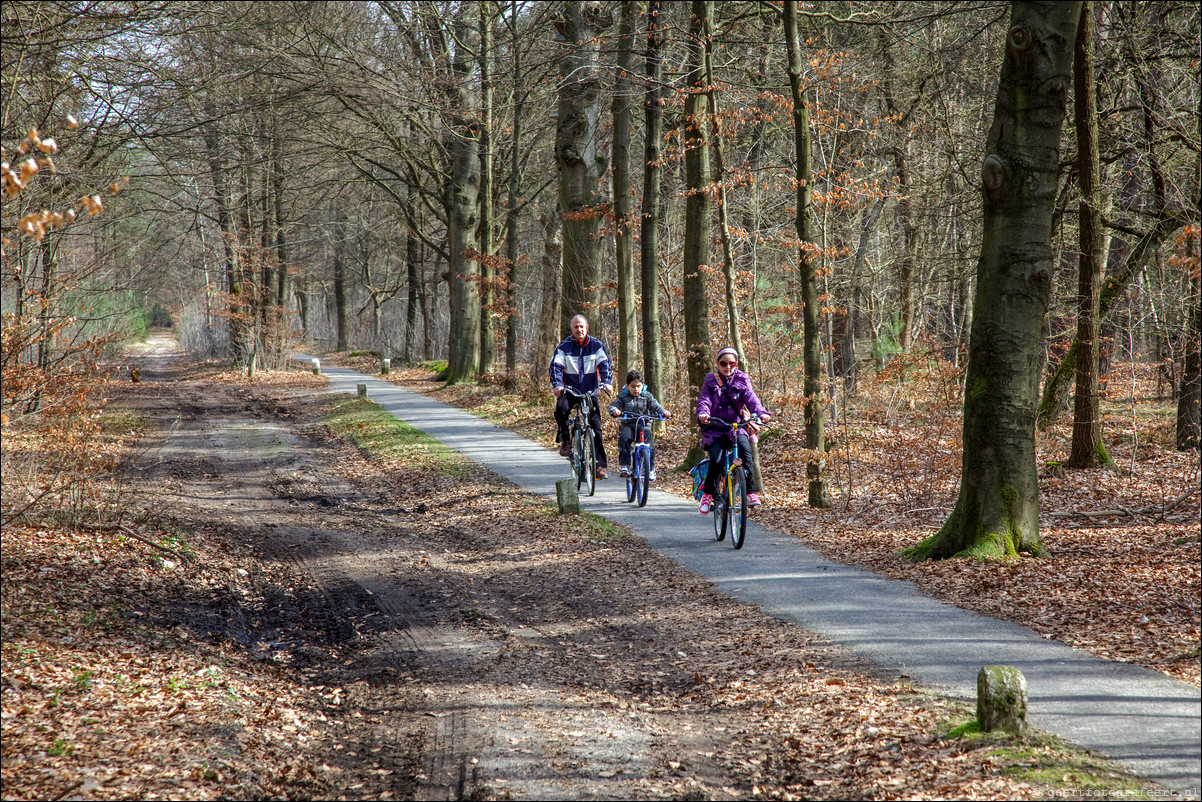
top-left (583, 430), bottom-right (596, 497)
top-left (730, 469), bottom-right (748, 549)
top-left (712, 479), bottom-right (727, 541)
top-left (636, 448), bottom-right (651, 508)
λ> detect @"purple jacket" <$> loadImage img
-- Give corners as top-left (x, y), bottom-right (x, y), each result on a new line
top-left (695, 369), bottom-right (768, 448)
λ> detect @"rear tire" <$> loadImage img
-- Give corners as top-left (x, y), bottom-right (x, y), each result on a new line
top-left (571, 425), bottom-right (584, 486)
top-left (730, 469), bottom-right (748, 549)
top-left (636, 448), bottom-right (651, 508)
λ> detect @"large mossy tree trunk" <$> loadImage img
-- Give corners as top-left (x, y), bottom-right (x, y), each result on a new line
top-left (907, 1), bottom-right (1081, 561)
top-left (555, 1), bottom-right (611, 335)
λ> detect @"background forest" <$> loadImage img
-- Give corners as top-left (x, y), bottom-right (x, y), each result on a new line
top-left (2, 0), bottom-right (1199, 490)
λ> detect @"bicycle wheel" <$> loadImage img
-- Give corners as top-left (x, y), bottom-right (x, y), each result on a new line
top-left (582, 429), bottom-right (596, 496)
top-left (625, 451), bottom-right (636, 503)
top-left (572, 424), bottom-right (586, 488)
top-left (730, 468), bottom-right (749, 549)
top-left (712, 476), bottom-right (727, 541)
top-left (636, 448), bottom-right (651, 508)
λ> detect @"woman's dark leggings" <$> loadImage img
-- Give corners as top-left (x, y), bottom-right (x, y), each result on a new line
top-left (703, 432), bottom-right (753, 496)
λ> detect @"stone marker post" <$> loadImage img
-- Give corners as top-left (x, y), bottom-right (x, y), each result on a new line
top-left (311, 358), bottom-right (321, 375)
top-left (357, 383), bottom-right (368, 400)
top-left (556, 478), bottom-right (580, 514)
top-left (381, 358), bottom-right (390, 375)
top-left (977, 665), bottom-right (1028, 734)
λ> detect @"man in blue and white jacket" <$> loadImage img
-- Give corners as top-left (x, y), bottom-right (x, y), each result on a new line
top-left (549, 315), bottom-right (614, 478)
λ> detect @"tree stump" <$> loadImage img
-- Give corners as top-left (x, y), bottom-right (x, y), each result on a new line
top-left (555, 478), bottom-right (580, 515)
top-left (977, 665), bottom-right (1028, 735)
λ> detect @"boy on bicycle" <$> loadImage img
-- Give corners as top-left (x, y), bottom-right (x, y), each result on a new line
top-left (608, 369), bottom-right (671, 480)
top-left (695, 346), bottom-right (772, 513)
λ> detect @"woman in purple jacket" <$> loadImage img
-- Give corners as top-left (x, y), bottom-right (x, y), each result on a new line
top-left (695, 346), bottom-right (772, 514)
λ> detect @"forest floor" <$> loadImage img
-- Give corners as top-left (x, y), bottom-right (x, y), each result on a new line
top-left (0, 335), bottom-right (1194, 801)
top-left (337, 352), bottom-right (1201, 691)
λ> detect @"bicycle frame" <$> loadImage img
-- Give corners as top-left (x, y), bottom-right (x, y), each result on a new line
top-left (618, 414), bottom-right (666, 508)
top-left (703, 416), bottom-right (762, 549)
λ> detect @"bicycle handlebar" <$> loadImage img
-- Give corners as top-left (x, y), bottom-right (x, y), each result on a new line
top-left (562, 387), bottom-right (607, 399)
top-left (700, 414), bottom-right (768, 433)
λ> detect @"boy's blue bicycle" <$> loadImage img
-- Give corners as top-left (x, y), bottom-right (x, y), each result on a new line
top-left (618, 414), bottom-right (667, 507)
top-left (702, 415), bottom-right (765, 549)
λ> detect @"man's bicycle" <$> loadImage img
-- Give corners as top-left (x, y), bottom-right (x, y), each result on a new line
top-left (563, 388), bottom-right (602, 497)
top-left (703, 415), bottom-right (765, 549)
top-left (618, 414), bottom-right (667, 508)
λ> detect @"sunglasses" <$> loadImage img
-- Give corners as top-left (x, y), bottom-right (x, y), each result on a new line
top-left (718, 360), bottom-right (737, 367)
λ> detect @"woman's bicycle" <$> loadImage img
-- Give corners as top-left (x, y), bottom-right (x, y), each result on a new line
top-left (702, 415), bottom-right (765, 549)
top-left (563, 388), bottom-right (601, 497)
top-left (618, 414), bottom-right (667, 508)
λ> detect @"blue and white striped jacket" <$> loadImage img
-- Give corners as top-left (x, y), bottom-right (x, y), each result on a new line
top-left (549, 336), bottom-right (613, 395)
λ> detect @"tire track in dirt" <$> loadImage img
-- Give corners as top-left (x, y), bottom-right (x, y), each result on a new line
top-left (129, 380), bottom-right (756, 799)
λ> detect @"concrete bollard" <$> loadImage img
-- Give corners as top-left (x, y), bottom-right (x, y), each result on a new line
top-left (311, 358), bottom-right (321, 375)
top-left (555, 478), bottom-right (580, 515)
top-left (357, 383), bottom-right (368, 400)
top-left (977, 665), bottom-right (1028, 735)
top-left (381, 358), bottom-right (390, 375)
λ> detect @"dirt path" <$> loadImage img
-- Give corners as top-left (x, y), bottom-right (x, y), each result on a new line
top-left (101, 334), bottom-right (1152, 800)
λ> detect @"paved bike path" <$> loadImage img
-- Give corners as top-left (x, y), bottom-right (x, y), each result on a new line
top-left (306, 362), bottom-right (1200, 795)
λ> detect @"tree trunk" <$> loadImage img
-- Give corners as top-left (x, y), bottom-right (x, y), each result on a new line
top-left (908, 1), bottom-right (1081, 561)
top-left (784, 0), bottom-right (831, 508)
top-left (683, 1), bottom-right (711, 414)
top-left (445, 15), bottom-right (482, 383)
top-left (702, 1), bottom-right (742, 360)
top-left (1067, 2), bottom-right (1109, 469)
top-left (613, 0), bottom-right (638, 377)
top-left (1178, 226), bottom-right (1201, 450)
top-left (555, 1), bottom-right (611, 335)
top-left (504, 0), bottom-right (524, 392)
top-left (478, 3), bottom-right (496, 377)
top-left (640, 0), bottom-right (665, 399)
top-left (531, 210), bottom-right (563, 384)
top-left (332, 210), bottom-right (349, 352)
top-left (405, 179), bottom-right (419, 365)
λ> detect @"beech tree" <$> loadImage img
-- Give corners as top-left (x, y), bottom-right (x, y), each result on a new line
top-left (555, 0), bottom-right (611, 335)
top-left (639, 0), bottom-right (665, 399)
top-left (908, 1), bottom-right (1082, 560)
top-left (783, 0), bottom-right (831, 508)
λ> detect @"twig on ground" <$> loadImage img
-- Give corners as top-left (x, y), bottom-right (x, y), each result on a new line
top-left (81, 523), bottom-right (193, 565)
